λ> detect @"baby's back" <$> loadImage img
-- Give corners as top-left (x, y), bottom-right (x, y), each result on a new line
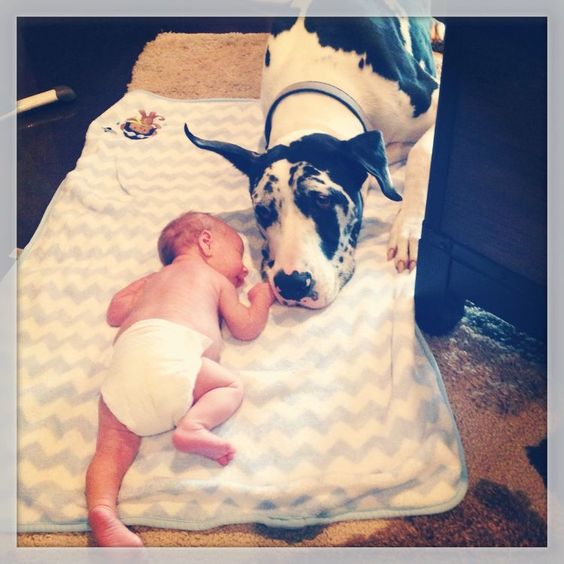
top-left (116, 260), bottom-right (224, 358)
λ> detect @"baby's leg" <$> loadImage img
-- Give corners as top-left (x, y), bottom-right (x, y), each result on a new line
top-left (85, 398), bottom-right (143, 547)
top-left (173, 358), bottom-right (243, 466)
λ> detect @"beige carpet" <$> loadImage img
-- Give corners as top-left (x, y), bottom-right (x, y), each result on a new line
top-left (18, 31), bottom-right (546, 548)
top-left (129, 32), bottom-right (269, 99)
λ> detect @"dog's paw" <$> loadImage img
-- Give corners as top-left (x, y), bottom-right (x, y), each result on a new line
top-left (387, 210), bottom-right (423, 273)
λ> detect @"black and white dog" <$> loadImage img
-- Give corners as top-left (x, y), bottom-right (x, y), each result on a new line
top-left (184, 16), bottom-right (440, 308)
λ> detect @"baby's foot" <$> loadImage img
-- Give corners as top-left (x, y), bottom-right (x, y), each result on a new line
top-left (172, 424), bottom-right (236, 466)
top-left (88, 505), bottom-right (143, 547)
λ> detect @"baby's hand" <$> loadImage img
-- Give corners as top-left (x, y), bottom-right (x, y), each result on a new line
top-left (248, 282), bottom-right (275, 306)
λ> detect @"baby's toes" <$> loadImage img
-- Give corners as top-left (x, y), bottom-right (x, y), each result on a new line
top-left (217, 446), bottom-right (236, 466)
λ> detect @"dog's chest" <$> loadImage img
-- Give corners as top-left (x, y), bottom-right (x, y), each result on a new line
top-left (261, 18), bottom-right (438, 142)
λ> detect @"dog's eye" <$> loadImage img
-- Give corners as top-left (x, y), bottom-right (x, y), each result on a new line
top-left (314, 193), bottom-right (331, 209)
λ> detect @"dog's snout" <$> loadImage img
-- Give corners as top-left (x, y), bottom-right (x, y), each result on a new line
top-left (273, 270), bottom-right (314, 301)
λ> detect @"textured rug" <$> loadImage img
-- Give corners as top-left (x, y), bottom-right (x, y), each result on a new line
top-left (17, 30), bottom-right (547, 548)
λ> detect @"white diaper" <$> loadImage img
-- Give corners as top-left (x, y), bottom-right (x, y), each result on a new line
top-left (101, 318), bottom-right (213, 436)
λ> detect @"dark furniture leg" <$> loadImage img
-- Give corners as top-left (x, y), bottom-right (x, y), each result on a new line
top-left (415, 229), bottom-right (465, 335)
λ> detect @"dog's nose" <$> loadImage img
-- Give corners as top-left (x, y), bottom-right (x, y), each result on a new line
top-left (273, 270), bottom-right (313, 301)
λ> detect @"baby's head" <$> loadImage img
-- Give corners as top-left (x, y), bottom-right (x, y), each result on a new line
top-left (158, 211), bottom-right (248, 287)
top-left (158, 211), bottom-right (217, 265)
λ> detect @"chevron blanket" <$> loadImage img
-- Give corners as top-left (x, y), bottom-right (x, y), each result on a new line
top-left (18, 91), bottom-right (467, 532)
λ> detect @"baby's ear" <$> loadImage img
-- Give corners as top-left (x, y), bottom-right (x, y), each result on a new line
top-left (197, 229), bottom-right (213, 257)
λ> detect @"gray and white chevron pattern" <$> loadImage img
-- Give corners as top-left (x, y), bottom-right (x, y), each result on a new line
top-left (17, 91), bottom-right (467, 532)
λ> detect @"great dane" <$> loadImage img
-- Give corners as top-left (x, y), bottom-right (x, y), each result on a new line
top-left (184, 16), bottom-right (440, 308)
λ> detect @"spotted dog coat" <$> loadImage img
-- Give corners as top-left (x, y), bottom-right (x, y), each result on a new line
top-left (185, 16), bottom-right (439, 308)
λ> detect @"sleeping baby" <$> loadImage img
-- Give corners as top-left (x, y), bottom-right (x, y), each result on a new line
top-left (85, 211), bottom-right (274, 547)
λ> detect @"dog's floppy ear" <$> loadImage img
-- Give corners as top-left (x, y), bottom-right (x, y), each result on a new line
top-left (184, 124), bottom-right (259, 178)
top-left (345, 130), bottom-right (402, 201)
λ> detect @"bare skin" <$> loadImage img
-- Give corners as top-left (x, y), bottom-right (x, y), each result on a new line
top-left (86, 216), bottom-right (274, 547)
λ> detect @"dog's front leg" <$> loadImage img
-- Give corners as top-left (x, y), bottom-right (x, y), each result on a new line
top-left (387, 126), bottom-right (434, 272)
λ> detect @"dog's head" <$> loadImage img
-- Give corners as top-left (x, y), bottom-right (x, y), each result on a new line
top-left (184, 125), bottom-right (400, 308)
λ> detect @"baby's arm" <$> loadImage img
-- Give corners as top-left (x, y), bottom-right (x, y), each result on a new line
top-left (106, 273), bottom-right (154, 327)
top-left (218, 280), bottom-right (274, 341)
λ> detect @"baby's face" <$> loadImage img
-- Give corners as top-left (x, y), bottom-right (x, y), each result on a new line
top-left (214, 227), bottom-right (248, 288)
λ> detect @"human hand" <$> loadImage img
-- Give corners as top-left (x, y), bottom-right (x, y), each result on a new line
top-left (248, 282), bottom-right (275, 306)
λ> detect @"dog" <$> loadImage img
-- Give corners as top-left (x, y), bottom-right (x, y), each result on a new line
top-left (184, 16), bottom-right (440, 308)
